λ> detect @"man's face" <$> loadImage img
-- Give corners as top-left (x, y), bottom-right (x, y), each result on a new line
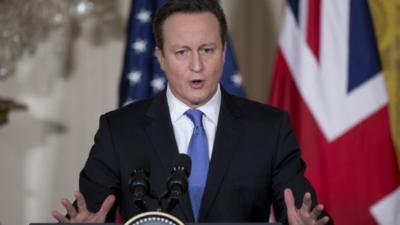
top-left (156, 12), bottom-right (225, 108)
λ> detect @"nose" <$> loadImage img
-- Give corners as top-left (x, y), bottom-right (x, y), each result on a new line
top-left (189, 52), bottom-right (204, 72)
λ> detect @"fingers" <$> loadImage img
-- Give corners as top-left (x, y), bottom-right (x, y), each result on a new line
top-left (74, 191), bottom-right (88, 213)
top-left (284, 189), bottom-right (331, 225)
top-left (301, 192), bottom-right (312, 212)
top-left (310, 204), bottom-right (324, 219)
top-left (316, 216), bottom-right (330, 225)
top-left (53, 192), bottom-right (115, 223)
top-left (99, 195), bottom-right (116, 215)
top-left (61, 197), bottom-right (77, 218)
top-left (284, 188), bottom-right (296, 211)
top-left (52, 210), bottom-right (69, 223)
top-left (54, 192), bottom-right (87, 223)
top-left (94, 195), bottom-right (116, 222)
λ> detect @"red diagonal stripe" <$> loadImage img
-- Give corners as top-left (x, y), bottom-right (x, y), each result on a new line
top-left (307, 0), bottom-right (322, 61)
top-left (270, 49), bottom-right (400, 225)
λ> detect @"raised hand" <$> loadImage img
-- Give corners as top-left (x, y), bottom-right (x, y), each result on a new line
top-left (52, 191), bottom-right (115, 223)
top-left (284, 188), bottom-right (330, 225)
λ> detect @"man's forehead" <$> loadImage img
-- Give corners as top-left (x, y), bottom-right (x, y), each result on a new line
top-left (163, 12), bottom-right (218, 26)
top-left (161, 13), bottom-right (220, 38)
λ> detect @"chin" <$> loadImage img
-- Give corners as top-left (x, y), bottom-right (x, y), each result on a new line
top-left (187, 96), bottom-right (208, 107)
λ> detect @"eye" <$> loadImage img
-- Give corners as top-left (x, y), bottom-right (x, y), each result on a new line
top-left (175, 49), bottom-right (189, 57)
top-left (176, 50), bottom-right (185, 55)
top-left (200, 47), bottom-right (215, 55)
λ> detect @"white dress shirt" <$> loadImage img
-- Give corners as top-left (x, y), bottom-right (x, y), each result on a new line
top-left (166, 85), bottom-right (221, 160)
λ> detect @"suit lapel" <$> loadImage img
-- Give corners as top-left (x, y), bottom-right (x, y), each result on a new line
top-left (199, 90), bottom-right (244, 221)
top-left (145, 93), bottom-right (194, 221)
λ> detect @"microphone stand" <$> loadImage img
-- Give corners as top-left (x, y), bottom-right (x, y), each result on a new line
top-left (129, 154), bottom-right (191, 214)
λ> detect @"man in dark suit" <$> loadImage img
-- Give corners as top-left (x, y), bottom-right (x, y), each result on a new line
top-left (52, 0), bottom-right (331, 224)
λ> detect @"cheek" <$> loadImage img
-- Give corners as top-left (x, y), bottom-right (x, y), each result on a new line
top-left (168, 68), bottom-right (186, 83)
top-left (163, 58), bottom-right (188, 77)
top-left (208, 61), bottom-right (224, 81)
top-left (164, 67), bottom-right (186, 88)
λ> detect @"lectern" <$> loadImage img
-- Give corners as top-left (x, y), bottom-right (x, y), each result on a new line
top-left (31, 211), bottom-right (281, 225)
top-left (31, 223), bottom-right (282, 225)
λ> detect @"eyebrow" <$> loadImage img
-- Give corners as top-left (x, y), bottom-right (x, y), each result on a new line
top-left (200, 43), bottom-right (217, 48)
top-left (170, 42), bottom-right (217, 49)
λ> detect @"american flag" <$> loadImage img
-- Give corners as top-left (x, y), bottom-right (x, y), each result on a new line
top-left (119, 0), bottom-right (245, 106)
top-left (270, 0), bottom-right (400, 224)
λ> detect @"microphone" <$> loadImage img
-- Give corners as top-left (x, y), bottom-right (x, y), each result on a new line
top-left (165, 154), bottom-right (191, 213)
top-left (129, 159), bottom-right (151, 212)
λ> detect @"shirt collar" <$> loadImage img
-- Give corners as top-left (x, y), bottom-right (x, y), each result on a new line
top-left (166, 84), bottom-right (221, 125)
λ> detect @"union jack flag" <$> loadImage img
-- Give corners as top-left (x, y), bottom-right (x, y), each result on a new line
top-left (119, 0), bottom-right (245, 106)
top-left (270, 0), bottom-right (400, 224)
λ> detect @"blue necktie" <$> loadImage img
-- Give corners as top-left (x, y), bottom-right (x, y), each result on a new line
top-left (185, 109), bottom-right (209, 221)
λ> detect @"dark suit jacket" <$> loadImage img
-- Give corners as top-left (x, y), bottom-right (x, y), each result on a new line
top-left (79, 88), bottom-right (325, 224)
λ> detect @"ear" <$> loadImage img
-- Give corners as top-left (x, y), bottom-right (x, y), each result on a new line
top-left (155, 47), bottom-right (165, 70)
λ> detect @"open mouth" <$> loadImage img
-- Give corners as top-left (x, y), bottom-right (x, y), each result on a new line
top-left (190, 79), bottom-right (205, 89)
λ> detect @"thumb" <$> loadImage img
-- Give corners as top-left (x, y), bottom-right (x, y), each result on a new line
top-left (284, 188), bottom-right (296, 212)
top-left (94, 195), bottom-right (116, 221)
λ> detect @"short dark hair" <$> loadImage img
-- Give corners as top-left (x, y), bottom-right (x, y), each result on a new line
top-left (153, 0), bottom-right (227, 51)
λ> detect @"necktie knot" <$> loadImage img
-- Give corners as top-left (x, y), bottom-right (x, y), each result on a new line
top-left (185, 109), bottom-right (204, 128)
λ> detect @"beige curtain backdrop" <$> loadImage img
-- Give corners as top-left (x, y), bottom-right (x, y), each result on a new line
top-left (221, 0), bottom-right (285, 102)
top-left (0, 1), bottom-right (284, 225)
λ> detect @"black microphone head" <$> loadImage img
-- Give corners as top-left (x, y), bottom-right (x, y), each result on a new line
top-left (166, 154), bottom-right (191, 196)
top-left (132, 158), bottom-right (151, 177)
top-left (171, 154), bottom-right (191, 177)
top-left (129, 157), bottom-right (151, 197)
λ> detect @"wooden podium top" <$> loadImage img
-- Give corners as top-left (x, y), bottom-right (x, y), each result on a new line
top-left (31, 223), bottom-right (282, 225)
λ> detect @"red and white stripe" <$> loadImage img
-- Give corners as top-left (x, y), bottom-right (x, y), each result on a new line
top-left (270, 1), bottom-right (400, 224)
